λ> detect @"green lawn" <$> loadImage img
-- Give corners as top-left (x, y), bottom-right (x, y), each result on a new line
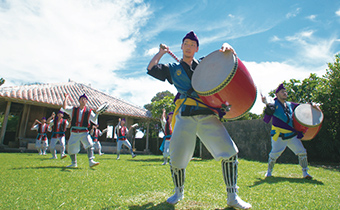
top-left (0, 153), bottom-right (339, 209)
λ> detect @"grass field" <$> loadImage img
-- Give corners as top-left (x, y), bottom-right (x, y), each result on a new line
top-left (0, 153), bottom-right (339, 209)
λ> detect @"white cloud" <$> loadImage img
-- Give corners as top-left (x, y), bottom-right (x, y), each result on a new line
top-left (306, 14), bottom-right (317, 21)
top-left (336, 9), bottom-right (340, 16)
top-left (286, 7), bottom-right (300, 19)
top-left (286, 30), bottom-right (314, 41)
top-left (270, 35), bottom-right (280, 42)
top-left (144, 47), bottom-right (159, 57)
top-left (284, 31), bottom-right (337, 67)
top-left (109, 75), bottom-right (177, 108)
top-left (0, 0), bottom-right (151, 92)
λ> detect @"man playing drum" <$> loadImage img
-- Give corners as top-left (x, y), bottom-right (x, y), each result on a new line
top-left (262, 83), bottom-right (318, 179)
top-left (147, 31), bottom-right (251, 209)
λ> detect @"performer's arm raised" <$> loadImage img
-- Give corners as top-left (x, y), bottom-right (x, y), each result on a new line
top-left (147, 45), bottom-right (168, 71)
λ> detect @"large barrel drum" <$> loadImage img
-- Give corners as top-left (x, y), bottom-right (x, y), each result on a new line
top-left (293, 103), bottom-right (323, 140)
top-left (192, 50), bottom-right (256, 119)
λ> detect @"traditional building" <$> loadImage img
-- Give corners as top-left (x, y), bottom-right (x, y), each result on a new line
top-left (0, 80), bottom-right (153, 152)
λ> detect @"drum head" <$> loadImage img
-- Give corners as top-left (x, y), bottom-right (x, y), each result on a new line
top-left (192, 50), bottom-right (237, 94)
top-left (294, 104), bottom-right (323, 127)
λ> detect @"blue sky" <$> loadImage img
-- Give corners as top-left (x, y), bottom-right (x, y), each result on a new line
top-left (1, 0), bottom-right (339, 115)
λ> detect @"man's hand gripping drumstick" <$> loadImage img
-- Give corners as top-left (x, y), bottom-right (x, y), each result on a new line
top-left (219, 43), bottom-right (236, 55)
top-left (147, 44), bottom-right (180, 70)
top-left (261, 93), bottom-right (268, 105)
top-left (62, 93), bottom-right (74, 109)
top-left (159, 44), bottom-right (180, 62)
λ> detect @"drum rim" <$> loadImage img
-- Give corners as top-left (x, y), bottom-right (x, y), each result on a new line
top-left (223, 89), bottom-right (257, 120)
top-left (194, 52), bottom-right (238, 96)
top-left (294, 104), bottom-right (324, 127)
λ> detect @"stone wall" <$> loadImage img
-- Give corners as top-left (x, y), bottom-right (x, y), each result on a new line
top-left (201, 119), bottom-right (302, 164)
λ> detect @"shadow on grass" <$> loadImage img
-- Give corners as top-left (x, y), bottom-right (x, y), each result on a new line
top-left (95, 157), bottom-right (117, 160)
top-left (127, 157), bottom-right (203, 163)
top-left (249, 176), bottom-right (324, 188)
top-left (312, 163), bottom-right (340, 172)
top-left (128, 201), bottom-right (175, 210)
top-left (215, 207), bottom-right (236, 210)
top-left (127, 158), bottom-right (164, 162)
top-left (101, 205), bottom-right (121, 210)
top-left (10, 165), bottom-right (82, 171)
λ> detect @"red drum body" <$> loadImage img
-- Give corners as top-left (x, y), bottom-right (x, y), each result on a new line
top-left (293, 104), bottom-right (324, 140)
top-left (192, 50), bottom-right (256, 120)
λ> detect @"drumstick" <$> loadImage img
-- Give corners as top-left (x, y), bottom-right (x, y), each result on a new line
top-left (160, 44), bottom-right (180, 62)
top-left (260, 92), bottom-right (268, 105)
top-left (64, 93), bottom-right (74, 103)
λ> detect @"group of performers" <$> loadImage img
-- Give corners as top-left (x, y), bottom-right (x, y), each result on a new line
top-left (31, 93), bottom-right (136, 168)
top-left (30, 30), bottom-right (318, 209)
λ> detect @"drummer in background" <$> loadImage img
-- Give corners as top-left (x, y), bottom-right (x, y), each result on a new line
top-left (261, 83), bottom-right (319, 179)
top-left (114, 118), bottom-right (137, 160)
top-left (90, 124), bottom-right (107, 156)
top-left (61, 93), bottom-right (100, 168)
top-left (159, 108), bottom-right (173, 165)
top-left (147, 31), bottom-right (251, 209)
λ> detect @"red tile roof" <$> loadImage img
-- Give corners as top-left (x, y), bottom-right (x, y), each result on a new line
top-left (0, 81), bottom-right (152, 119)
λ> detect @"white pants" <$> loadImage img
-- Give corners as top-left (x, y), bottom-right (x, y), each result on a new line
top-left (163, 140), bottom-right (171, 158)
top-left (50, 136), bottom-right (66, 156)
top-left (67, 132), bottom-right (93, 155)
top-left (93, 141), bottom-right (102, 153)
top-left (35, 139), bottom-right (48, 151)
top-left (170, 114), bottom-right (238, 169)
top-left (117, 139), bottom-right (132, 152)
top-left (269, 136), bottom-right (307, 160)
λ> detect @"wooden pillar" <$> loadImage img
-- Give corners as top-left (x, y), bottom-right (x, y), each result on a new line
top-left (199, 140), bottom-right (203, 158)
top-left (23, 106), bottom-right (31, 137)
top-left (18, 104), bottom-right (30, 139)
top-left (0, 101), bottom-right (11, 145)
top-left (144, 122), bottom-right (150, 152)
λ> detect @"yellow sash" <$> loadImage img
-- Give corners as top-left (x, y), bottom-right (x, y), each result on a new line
top-left (271, 125), bottom-right (294, 141)
top-left (171, 97), bottom-right (208, 131)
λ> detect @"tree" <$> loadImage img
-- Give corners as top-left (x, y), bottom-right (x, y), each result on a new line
top-left (267, 73), bottom-right (325, 104)
top-left (314, 54), bottom-right (340, 160)
top-left (149, 95), bottom-right (176, 119)
top-left (142, 91), bottom-right (176, 139)
top-left (0, 78), bottom-right (5, 86)
top-left (234, 112), bottom-right (261, 121)
top-left (144, 90), bottom-right (174, 112)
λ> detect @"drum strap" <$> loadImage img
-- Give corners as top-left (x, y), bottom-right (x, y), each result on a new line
top-left (184, 95), bottom-right (227, 119)
top-left (171, 96), bottom-right (227, 130)
top-left (271, 125), bottom-right (304, 141)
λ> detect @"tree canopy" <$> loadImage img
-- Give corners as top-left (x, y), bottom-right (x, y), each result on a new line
top-left (144, 90), bottom-right (174, 116)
